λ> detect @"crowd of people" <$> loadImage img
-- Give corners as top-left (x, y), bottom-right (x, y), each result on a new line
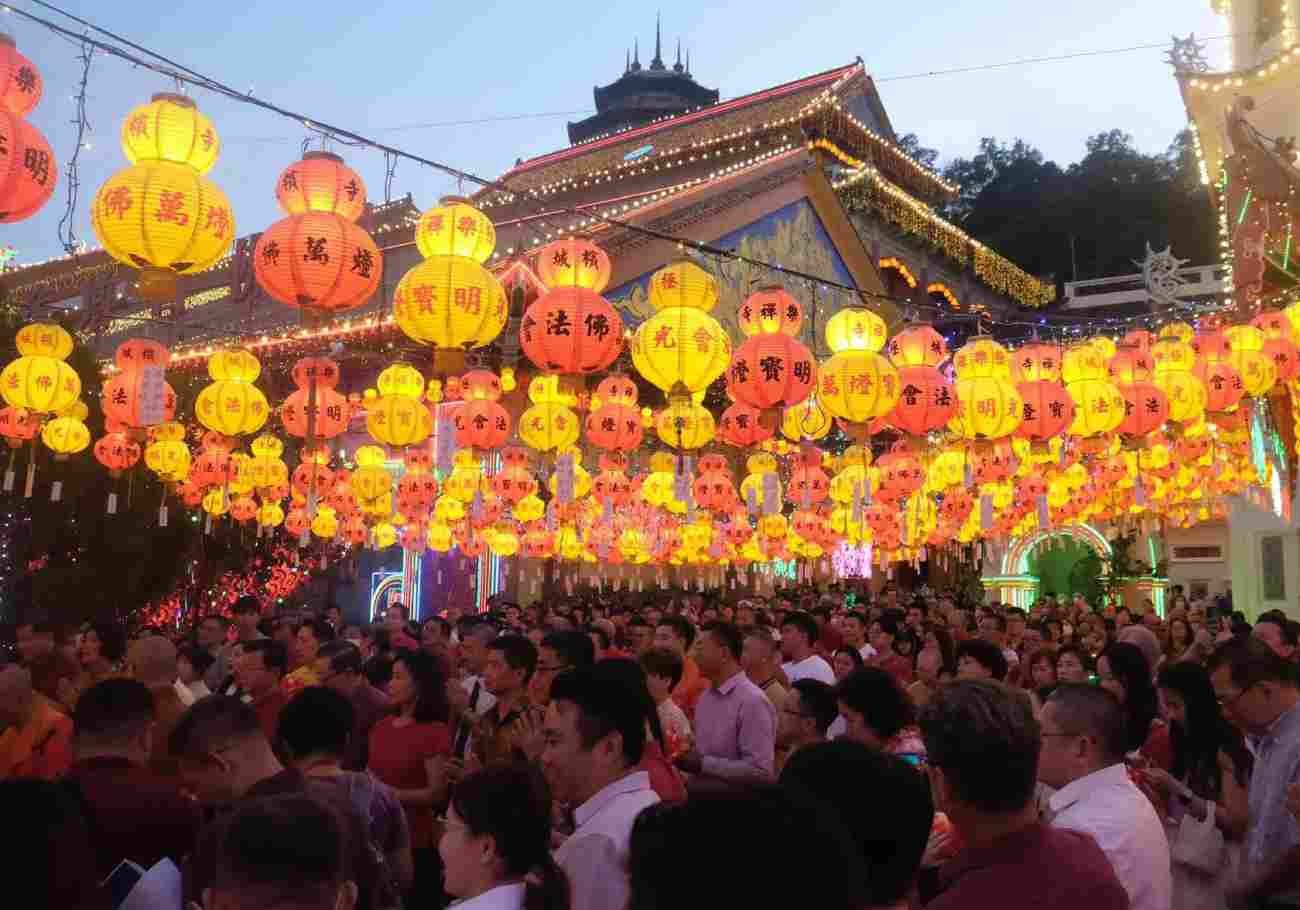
top-left (2, 579), bottom-right (1300, 910)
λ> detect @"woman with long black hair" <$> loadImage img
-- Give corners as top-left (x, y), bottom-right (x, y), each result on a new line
top-left (1097, 641), bottom-right (1172, 769)
top-left (438, 763), bottom-right (569, 910)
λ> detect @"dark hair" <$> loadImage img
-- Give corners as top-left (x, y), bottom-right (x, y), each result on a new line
top-left (213, 794), bottom-right (350, 905)
top-left (791, 679), bottom-right (839, 734)
top-left (842, 611), bottom-right (869, 630)
top-left (84, 621), bottom-right (127, 663)
top-left (1055, 643), bottom-right (1093, 671)
top-left (780, 611), bottom-right (820, 647)
top-left (981, 612), bottom-right (1008, 633)
top-left (906, 601), bottom-right (930, 617)
top-left (1208, 635), bottom-right (1299, 691)
top-left (170, 695), bottom-right (264, 757)
top-left (232, 595), bottom-right (261, 616)
top-left (541, 630), bottom-right (596, 670)
top-left (628, 785), bottom-right (867, 910)
top-left (361, 654), bottom-right (393, 690)
top-left (392, 650), bottom-right (450, 724)
top-left (422, 616), bottom-right (452, 640)
top-left (1158, 661), bottom-right (1253, 797)
top-left (833, 667), bottom-right (913, 741)
top-left (1045, 683), bottom-right (1128, 763)
top-left (0, 780), bottom-right (104, 909)
top-left (871, 614), bottom-right (899, 639)
top-left (298, 618), bottom-right (336, 646)
top-left (549, 661), bottom-right (648, 766)
top-left (587, 624), bottom-right (612, 652)
top-left (703, 621), bottom-right (743, 660)
top-left (919, 680), bottom-right (1040, 814)
top-left (487, 634), bottom-right (539, 684)
top-left (923, 624), bottom-right (957, 672)
top-left (199, 614), bottom-right (230, 631)
top-left (73, 678), bottom-right (154, 744)
top-left (780, 741), bottom-right (933, 905)
top-left (1099, 642), bottom-right (1160, 753)
top-left (640, 646), bottom-right (685, 690)
top-left (451, 763), bottom-right (568, 910)
top-left (656, 615), bottom-right (696, 649)
top-left (244, 639), bottom-right (289, 676)
top-left (179, 645), bottom-right (217, 677)
top-left (276, 687), bottom-right (356, 760)
top-left (957, 638), bottom-right (1009, 681)
top-left (832, 646), bottom-right (864, 673)
top-left (742, 625), bottom-right (779, 652)
top-left (318, 640), bottom-right (363, 675)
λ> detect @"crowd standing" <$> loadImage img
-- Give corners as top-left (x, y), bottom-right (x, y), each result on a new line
top-left (3, 580), bottom-right (1300, 910)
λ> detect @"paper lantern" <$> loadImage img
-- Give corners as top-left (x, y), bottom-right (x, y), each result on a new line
top-left (949, 377), bottom-right (1023, 439)
top-left (0, 356), bottom-right (79, 413)
top-left (631, 305), bottom-right (731, 394)
top-left (254, 212), bottom-right (381, 313)
top-left (1117, 382), bottom-right (1169, 436)
top-left (656, 401), bottom-right (716, 450)
top-left (728, 333), bottom-right (815, 409)
top-left (520, 287), bottom-right (623, 373)
top-left (718, 401), bottom-right (774, 446)
top-left (1123, 330), bottom-right (1155, 353)
top-left (281, 387), bottom-right (350, 439)
top-left (1159, 322), bottom-right (1195, 342)
top-left (825, 308), bottom-right (887, 354)
top-left (415, 197), bottom-right (495, 262)
top-left (1193, 361), bottom-right (1244, 412)
top-left (1061, 345), bottom-right (1108, 384)
top-left (1014, 380), bottom-right (1074, 440)
top-left (1012, 343), bottom-right (1063, 382)
top-left (367, 395), bottom-right (433, 447)
top-left (817, 351), bottom-right (900, 423)
top-left (1253, 310), bottom-right (1291, 340)
top-left (1152, 339), bottom-right (1197, 373)
top-left (585, 403), bottom-right (644, 451)
top-left (1066, 379), bottom-right (1125, 437)
top-left (0, 110), bottom-right (55, 223)
top-left (1264, 337), bottom-right (1300, 382)
top-left (648, 259), bottom-right (719, 312)
top-left (275, 151), bottom-right (366, 220)
top-left (0, 35), bottom-right (42, 117)
top-left (394, 254), bottom-right (508, 348)
top-left (121, 93), bottom-right (218, 174)
top-left (16, 323), bottom-right (73, 360)
top-left (1153, 370), bottom-right (1207, 423)
top-left (41, 414), bottom-right (89, 456)
top-left (594, 374), bottom-right (638, 408)
top-left (537, 237), bottom-right (611, 292)
top-left (144, 432), bottom-right (191, 481)
top-left (1109, 349), bottom-right (1156, 384)
top-left (952, 338), bottom-right (1011, 379)
top-left (209, 349), bottom-right (261, 382)
top-left (454, 399), bottom-right (511, 449)
top-left (781, 397), bottom-right (832, 441)
top-left (739, 286), bottom-right (802, 337)
top-left (0, 406), bottom-right (39, 445)
top-left (195, 381), bottom-right (270, 436)
top-left (1225, 326), bottom-right (1277, 396)
top-left (102, 369), bottom-right (177, 428)
top-left (890, 366), bottom-right (955, 435)
top-left (519, 402), bottom-right (580, 451)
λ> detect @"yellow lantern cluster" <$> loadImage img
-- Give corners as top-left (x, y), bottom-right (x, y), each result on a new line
top-left (631, 260), bottom-right (731, 399)
top-left (368, 363), bottom-right (432, 448)
top-left (41, 400), bottom-right (90, 457)
top-left (196, 349), bottom-right (269, 437)
top-left (0, 322), bottom-right (80, 414)
top-left (656, 401), bottom-right (717, 450)
top-left (1152, 339), bottom-right (1207, 424)
top-left (394, 197), bottom-right (508, 349)
top-left (1062, 344), bottom-right (1124, 437)
top-left (520, 375), bottom-right (580, 452)
top-left (145, 421), bottom-right (191, 482)
top-left (949, 338), bottom-right (1021, 439)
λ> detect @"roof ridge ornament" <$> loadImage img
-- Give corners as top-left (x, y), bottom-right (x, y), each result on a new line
top-left (1166, 34), bottom-right (1210, 74)
top-left (651, 12), bottom-right (665, 70)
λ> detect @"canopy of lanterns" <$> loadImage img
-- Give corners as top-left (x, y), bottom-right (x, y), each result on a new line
top-left (0, 75), bottom-right (1292, 575)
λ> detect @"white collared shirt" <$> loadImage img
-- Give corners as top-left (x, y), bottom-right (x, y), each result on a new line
top-left (461, 674), bottom-right (497, 717)
top-left (449, 882), bottom-right (525, 910)
top-left (781, 655), bottom-right (835, 685)
top-left (857, 643), bottom-right (878, 661)
top-left (1048, 763), bottom-right (1172, 910)
top-left (555, 770), bottom-right (660, 910)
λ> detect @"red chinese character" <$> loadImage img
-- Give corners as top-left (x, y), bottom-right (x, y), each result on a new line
top-left (456, 216), bottom-right (478, 237)
top-left (426, 214), bottom-right (444, 233)
top-left (694, 327), bottom-right (713, 352)
top-left (413, 286), bottom-right (435, 313)
top-left (205, 205), bottom-right (231, 239)
top-left (103, 186), bottom-right (133, 219)
top-left (653, 326), bottom-right (675, 348)
top-left (660, 273), bottom-right (678, 290)
top-left (128, 114), bottom-right (149, 138)
top-left (156, 190), bottom-right (189, 225)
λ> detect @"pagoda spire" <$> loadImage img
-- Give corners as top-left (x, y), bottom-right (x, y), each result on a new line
top-left (651, 12), bottom-right (665, 70)
top-left (625, 47), bottom-right (630, 73)
top-left (632, 38), bottom-right (640, 71)
top-left (674, 38), bottom-right (684, 73)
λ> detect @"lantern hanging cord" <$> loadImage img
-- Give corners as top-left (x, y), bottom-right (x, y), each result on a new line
top-left (55, 37), bottom-right (91, 255)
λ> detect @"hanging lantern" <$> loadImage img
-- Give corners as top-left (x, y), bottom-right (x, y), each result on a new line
top-left (781, 397), bottom-right (832, 442)
top-left (93, 432), bottom-right (140, 475)
top-left (275, 151), bottom-right (366, 219)
top-left (952, 338), bottom-right (1012, 379)
top-left (367, 394), bottom-right (433, 448)
top-left (1224, 325), bottom-right (1278, 397)
top-left (1193, 360), bottom-right (1245, 412)
top-left (255, 212), bottom-right (381, 313)
top-left (728, 332), bottom-right (816, 410)
top-left (949, 377), bottom-right (1023, 439)
top-left (1014, 380), bottom-right (1074, 440)
top-left (656, 401), bottom-right (716, 450)
top-left (817, 350), bottom-right (900, 425)
top-left (1117, 383), bottom-right (1169, 436)
top-left (520, 286), bottom-right (623, 373)
top-left (1012, 343), bottom-right (1064, 382)
top-left (41, 406), bottom-right (90, 457)
top-left (1109, 349), bottom-right (1156, 384)
top-left (454, 399), bottom-right (511, 449)
top-left (1264, 337), bottom-right (1300, 382)
top-left (537, 236), bottom-right (611, 291)
top-left (632, 264), bottom-right (730, 397)
top-left (738, 286), bottom-right (803, 337)
top-left (415, 196), bottom-right (495, 262)
top-left (0, 110), bottom-right (56, 224)
top-left (519, 402), bottom-right (580, 451)
top-left (887, 324), bottom-right (947, 367)
top-left (1159, 322), bottom-right (1195, 342)
top-left (195, 349), bottom-right (269, 437)
top-left (1066, 379), bottom-right (1125, 437)
top-left (585, 403), bottom-right (644, 451)
top-left (281, 357), bottom-right (350, 439)
top-left (718, 401), bottom-right (774, 446)
top-left (824, 308), bottom-right (887, 353)
top-left (647, 258), bottom-right (720, 311)
top-left (1061, 344), bottom-right (1108, 384)
top-left (0, 34), bottom-right (42, 117)
top-left (1, 323), bottom-right (80, 414)
top-left (121, 93), bottom-right (219, 174)
top-left (394, 254), bottom-right (508, 349)
top-left (144, 423), bottom-right (191, 481)
top-left (890, 366), bottom-right (955, 435)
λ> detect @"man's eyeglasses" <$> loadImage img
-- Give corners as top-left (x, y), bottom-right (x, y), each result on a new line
top-left (1217, 682), bottom-right (1256, 709)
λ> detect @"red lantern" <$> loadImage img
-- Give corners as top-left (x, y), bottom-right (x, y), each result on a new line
top-left (102, 370), bottom-right (178, 428)
top-left (717, 402), bottom-right (773, 447)
top-left (0, 36), bottom-right (42, 117)
top-left (1011, 343), bottom-right (1064, 381)
top-left (593, 469), bottom-right (634, 506)
top-left (1015, 381), bottom-right (1075, 440)
top-left (255, 213), bottom-right (382, 313)
top-left (492, 466), bottom-right (537, 504)
top-left (738, 286), bottom-right (802, 337)
top-left (1109, 350), bottom-right (1156, 384)
top-left (342, 515), bottom-right (368, 545)
top-left (728, 334), bottom-right (815, 409)
top-left (0, 110), bottom-right (55, 223)
top-left (404, 448), bottom-right (434, 475)
top-left (1193, 361), bottom-right (1244, 412)
top-left (595, 374), bottom-right (638, 407)
top-left (284, 508), bottom-right (312, 538)
top-left (93, 432), bottom-right (140, 475)
top-left (1265, 337), bottom-right (1300, 382)
top-left (521, 287), bottom-right (623, 374)
top-left (887, 325), bottom-right (948, 367)
top-left (114, 338), bottom-right (171, 371)
top-left (890, 366), bottom-right (955, 435)
top-left (585, 403), bottom-right (643, 451)
top-left (537, 237), bottom-right (612, 292)
top-left (1118, 382), bottom-right (1169, 436)
top-left (191, 450), bottom-right (231, 488)
top-left (1122, 330), bottom-right (1154, 353)
top-left (291, 462), bottom-right (335, 498)
top-left (230, 496), bottom-right (259, 523)
top-left (275, 151), bottom-right (367, 221)
top-left (454, 399), bottom-right (512, 449)
top-left (1191, 331), bottom-right (1229, 364)
top-left (281, 387), bottom-right (351, 439)
top-left (291, 356), bottom-right (341, 390)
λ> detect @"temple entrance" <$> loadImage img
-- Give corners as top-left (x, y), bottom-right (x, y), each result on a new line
top-left (982, 524), bottom-right (1113, 608)
top-left (1027, 535), bottom-right (1103, 604)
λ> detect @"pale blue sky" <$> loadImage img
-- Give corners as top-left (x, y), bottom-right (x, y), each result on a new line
top-left (5, 0), bottom-right (1225, 265)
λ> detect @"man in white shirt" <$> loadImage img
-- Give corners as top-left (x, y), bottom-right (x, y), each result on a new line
top-left (779, 612), bottom-right (835, 685)
top-left (1039, 683), bottom-right (1172, 910)
top-left (542, 662), bottom-right (661, 910)
top-left (454, 620), bottom-right (499, 717)
top-left (839, 611), bottom-right (877, 662)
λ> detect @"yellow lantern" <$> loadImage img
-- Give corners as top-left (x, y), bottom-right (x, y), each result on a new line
top-left (1061, 344), bottom-right (1108, 384)
top-left (145, 436), bottom-right (191, 481)
top-left (549, 457), bottom-right (593, 498)
top-left (414, 197), bottom-right (495, 263)
top-left (1225, 325), bottom-right (1277, 396)
top-left (311, 507), bottom-right (338, 539)
top-left (781, 397), bottom-right (832, 441)
top-left (1067, 379), bottom-right (1125, 436)
top-left (351, 445), bottom-right (391, 501)
top-left (519, 402), bottom-right (581, 451)
top-left (1152, 339), bottom-right (1197, 375)
top-left (760, 514), bottom-right (788, 539)
top-left (427, 522), bottom-right (454, 552)
top-left (1087, 336), bottom-right (1117, 362)
top-left (367, 395), bottom-right (432, 447)
top-left (202, 488), bottom-right (230, 517)
top-left (373, 522), bottom-right (398, 549)
top-left (0, 355), bottom-right (79, 413)
top-left (513, 494), bottom-right (545, 523)
top-left (196, 381), bottom-right (269, 436)
top-left (1153, 370), bottom-right (1207, 423)
top-left (927, 448), bottom-right (966, 489)
top-left (1159, 321), bottom-right (1195, 342)
top-left (817, 351), bottom-right (900, 423)
top-left (824, 308), bottom-right (887, 354)
top-left (15, 323), bottom-right (74, 359)
top-left (377, 363), bottom-right (426, 398)
top-left (656, 401), bottom-right (716, 449)
top-left (41, 414), bottom-right (89, 455)
top-left (648, 259), bottom-right (719, 312)
top-left (952, 338), bottom-right (1012, 379)
top-left (251, 434), bottom-right (284, 459)
top-left (631, 305), bottom-right (731, 395)
top-left (227, 453), bottom-right (255, 494)
top-left (394, 255), bottom-right (508, 349)
top-left (257, 502), bottom-right (284, 528)
top-left (528, 373), bottom-right (581, 406)
top-left (121, 93), bottom-right (219, 174)
top-left (949, 377), bottom-right (1023, 439)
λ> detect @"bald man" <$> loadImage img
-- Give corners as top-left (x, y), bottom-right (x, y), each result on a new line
top-left (0, 664), bottom-right (72, 780)
top-left (127, 637), bottom-right (186, 769)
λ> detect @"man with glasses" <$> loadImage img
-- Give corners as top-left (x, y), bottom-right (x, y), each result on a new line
top-left (532, 630), bottom-right (596, 707)
top-left (314, 640), bottom-right (388, 771)
top-left (776, 678), bottom-right (838, 774)
top-left (1209, 638), bottom-right (1300, 910)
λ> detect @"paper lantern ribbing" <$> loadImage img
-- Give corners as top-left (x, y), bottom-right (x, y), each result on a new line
top-left (890, 366), bottom-right (955, 435)
top-left (121, 93), bottom-right (218, 174)
top-left (718, 402), bottom-right (774, 446)
top-left (42, 410), bottom-right (89, 456)
top-left (255, 212), bottom-right (381, 313)
top-left (738, 286), bottom-right (802, 337)
top-left (817, 351), bottom-right (900, 424)
top-left (887, 324), bottom-right (947, 367)
top-left (521, 286), bottom-right (623, 373)
top-left (949, 377), bottom-right (1023, 439)
top-left (648, 259), bottom-right (720, 312)
top-left (368, 363), bottom-right (432, 448)
top-left (1014, 380), bottom-right (1074, 440)
top-left (520, 402), bottom-right (580, 451)
top-left (455, 399), bottom-right (511, 449)
top-left (415, 196), bottom-right (495, 263)
top-left (281, 357), bottom-right (350, 439)
top-left (632, 263), bottom-right (730, 397)
top-left (0, 110), bottom-right (56, 224)
top-left (0, 35), bottom-right (42, 117)
top-left (656, 401), bottom-right (716, 450)
top-left (1011, 343), bottom-right (1063, 382)
top-left (952, 338), bottom-right (1012, 380)
top-left (585, 403), bottom-right (644, 451)
top-left (94, 432), bottom-right (141, 475)
top-left (728, 332), bottom-right (815, 410)
top-left (394, 254), bottom-right (508, 349)
top-left (1066, 379), bottom-right (1125, 437)
top-left (195, 349), bottom-right (268, 437)
top-left (102, 338), bottom-right (176, 428)
top-left (825, 308), bottom-right (887, 353)
top-left (537, 237), bottom-right (611, 292)
top-left (1117, 382), bottom-right (1169, 436)
top-left (1, 323), bottom-right (80, 414)
top-left (276, 151), bottom-right (366, 220)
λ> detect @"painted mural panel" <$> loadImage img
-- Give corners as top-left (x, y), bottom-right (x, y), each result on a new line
top-left (608, 199), bottom-right (856, 349)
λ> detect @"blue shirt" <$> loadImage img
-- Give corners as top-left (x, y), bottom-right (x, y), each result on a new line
top-left (1247, 701), bottom-right (1300, 903)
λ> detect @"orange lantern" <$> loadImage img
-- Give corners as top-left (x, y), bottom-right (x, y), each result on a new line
top-left (738, 286), bottom-right (802, 337)
top-left (520, 287), bottom-right (623, 374)
top-left (0, 35), bottom-right (42, 117)
top-left (1117, 382), bottom-right (1169, 436)
top-left (887, 324), bottom-right (948, 368)
top-left (102, 368), bottom-right (178, 428)
top-left (1122, 330), bottom-right (1154, 353)
top-left (1193, 360), bottom-right (1244, 412)
top-left (1011, 343), bottom-right (1064, 382)
top-left (0, 405), bottom-right (37, 446)
top-left (255, 212), bottom-right (381, 314)
top-left (1109, 349), bottom-right (1156, 384)
top-left (1015, 381), bottom-right (1074, 440)
top-left (890, 365), bottom-right (955, 435)
top-left (1264, 337), bottom-right (1300, 382)
top-left (595, 374), bottom-right (638, 407)
top-left (537, 236), bottom-right (611, 292)
top-left (0, 110), bottom-right (55, 223)
top-left (585, 403), bottom-right (643, 451)
top-left (454, 399), bottom-right (512, 449)
top-left (275, 151), bottom-right (366, 220)
top-left (717, 402), bottom-right (774, 447)
top-left (729, 333), bottom-right (816, 410)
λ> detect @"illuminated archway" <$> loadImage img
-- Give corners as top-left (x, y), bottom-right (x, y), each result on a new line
top-left (982, 523), bottom-right (1112, 609)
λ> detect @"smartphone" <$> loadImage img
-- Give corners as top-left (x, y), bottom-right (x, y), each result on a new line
top-left (102, 860), bottom-right (144, 908)
top-left (897, 752), bottom-right (926, 769)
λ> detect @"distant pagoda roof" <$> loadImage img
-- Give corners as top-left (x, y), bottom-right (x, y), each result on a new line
top-left (569, 19), bottom-right (719, 145)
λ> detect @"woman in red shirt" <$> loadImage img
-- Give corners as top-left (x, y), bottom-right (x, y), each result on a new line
top-left (368, 649), bottom-right (452, 908)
